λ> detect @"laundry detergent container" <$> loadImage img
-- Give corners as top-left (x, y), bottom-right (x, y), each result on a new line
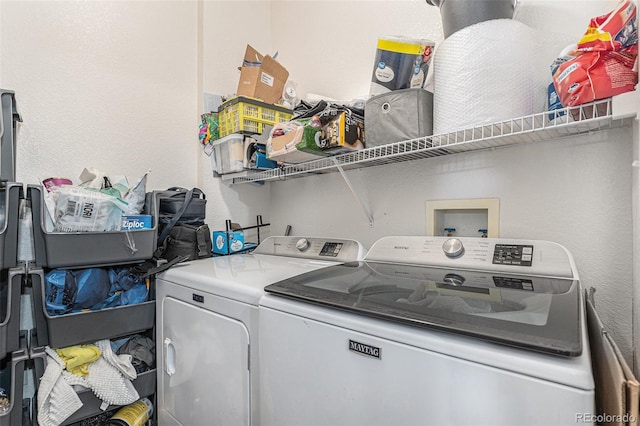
top-left (426, 0), bottom-right (516, 38)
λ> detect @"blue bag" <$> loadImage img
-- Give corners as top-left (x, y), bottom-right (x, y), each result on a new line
top-left (45, 270), bottom-right (77, 315)
top-left (45, 267), bottom-right (145, 315)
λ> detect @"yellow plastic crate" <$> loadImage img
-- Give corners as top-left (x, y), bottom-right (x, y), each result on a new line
top-left (218, 96), bottom-right (293, 137)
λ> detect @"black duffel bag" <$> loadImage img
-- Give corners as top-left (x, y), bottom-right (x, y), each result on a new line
top-left (162, 223), bottom-right (212, 262)
top-left (157, 187), bottom-right (206, 227)
top-left (150, 187), bottom-right (212, 262)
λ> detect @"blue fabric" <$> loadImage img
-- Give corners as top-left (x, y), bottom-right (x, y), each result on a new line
top-left (72, 268), bottom-right (111, 311)
top-left (121, 283), bottom-right (148, 305)
top-left (45, 270), bottom-right (76, 315)
top-left (44, 266), bottom-right (149, 316)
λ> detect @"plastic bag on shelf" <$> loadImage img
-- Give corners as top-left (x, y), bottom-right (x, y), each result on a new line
top-left (123, 170), bottom-right (149, 215)
top-left (54, 186), bottom-right (126, 232)
top-left (551, 0), bottom-right (638, 107)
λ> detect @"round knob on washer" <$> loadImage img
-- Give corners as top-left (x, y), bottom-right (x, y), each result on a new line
top-left (296, 238), bottom-right (310, 251)
top-left (442, 238), bottom-right (464, 258)
top-left (443, 273), bottom-right (466, 286)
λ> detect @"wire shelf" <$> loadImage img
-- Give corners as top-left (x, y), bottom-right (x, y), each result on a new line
top-left (222, 98), bottom-right (636, 184)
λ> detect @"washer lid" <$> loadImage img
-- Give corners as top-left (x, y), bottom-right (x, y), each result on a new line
top-left (264, 261), bottom-right (582, 357)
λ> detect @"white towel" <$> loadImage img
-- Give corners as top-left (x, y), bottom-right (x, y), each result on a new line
top-left (37, 349), bottom-right (83, 426)
top-left (97, 339), bottom-right (137, 380)
top-left (85, 340), bottom-right (139, 406)
top-left (37, 340), bottom-right (140, 424)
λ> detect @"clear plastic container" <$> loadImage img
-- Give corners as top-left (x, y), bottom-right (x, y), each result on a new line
top-left (211, 134), bottom-right (246, 175)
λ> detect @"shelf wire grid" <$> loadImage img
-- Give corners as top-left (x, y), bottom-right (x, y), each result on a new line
top-left (226, 98), bottom-right (634, 184)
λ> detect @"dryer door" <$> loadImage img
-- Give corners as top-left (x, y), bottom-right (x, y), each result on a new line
top-left (160, 296), bottom-right (250, 426)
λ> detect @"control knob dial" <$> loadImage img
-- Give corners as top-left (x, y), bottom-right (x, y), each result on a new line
top-left (442, 238), bottom-right (464, 258)
top-left (296, 238), bottom-right (310, 251)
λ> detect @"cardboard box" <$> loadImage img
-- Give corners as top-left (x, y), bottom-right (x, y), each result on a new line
top-left (237, 45), bottom-right (289, 105)
top-left (213, 230), bottom-right (245, 255)
top-left (121, 215), bottom-right (153, 231)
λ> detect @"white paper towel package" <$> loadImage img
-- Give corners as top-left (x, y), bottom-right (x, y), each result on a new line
top-left (433, 19), bottom-right (548, 135)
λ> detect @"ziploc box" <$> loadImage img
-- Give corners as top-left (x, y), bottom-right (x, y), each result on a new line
top-left (213, 230), bottom-right (245, 255)
top-left (121, 215), bottom-right (153, 231)
top-left (237, 45), bottom-right (289, 105)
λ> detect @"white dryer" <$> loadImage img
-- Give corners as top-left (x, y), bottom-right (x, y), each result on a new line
top-left (155, 236), bottom-right (365, 426)
top-left (259, 236), bottom-right (595, 426)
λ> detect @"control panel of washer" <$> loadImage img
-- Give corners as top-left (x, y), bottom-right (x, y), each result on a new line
top-left (253, 236), bottom-right (366, 262)
top-left (364, 236), bottom-right (574, 278)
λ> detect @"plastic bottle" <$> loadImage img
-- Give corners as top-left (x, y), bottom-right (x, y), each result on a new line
top-left (106, 398), bottom-right (153, 426)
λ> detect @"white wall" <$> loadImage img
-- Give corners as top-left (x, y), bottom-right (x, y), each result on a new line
top-left (197, 0), bottom-right (275, 232)
top-left (0, 0), bottom-right (274, 236)
top-left (1, 0), bottom-right (199, 191)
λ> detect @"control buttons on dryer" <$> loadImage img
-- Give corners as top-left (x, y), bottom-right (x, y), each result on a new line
top-left (442, 238), bottom-right (464, 258)
top-left (296, 238), bottom-right (310, 251)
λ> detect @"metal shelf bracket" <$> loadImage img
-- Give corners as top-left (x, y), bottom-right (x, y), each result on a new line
top-left (333, 158), bottom-right (374, 228)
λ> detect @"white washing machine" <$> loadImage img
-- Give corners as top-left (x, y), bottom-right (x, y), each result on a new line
top-left (155, 236), bottom-right (365, 426)
top-left (259, 236), bottom-right (595, 426)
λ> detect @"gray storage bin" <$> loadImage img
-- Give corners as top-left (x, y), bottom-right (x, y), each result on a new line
top-left (0, 334), bottom-right (28, 426)
top-left (31, 346), bottom-right (156, 425)
top-left (0, 90), bottom-right (21, 183)
top-left (0, 183), bottom-right (22, 270)
top-left (365, 88), bottom-right (434, 148)
top-left (29, 268), bottom-right (155, 348)
top-left (28, 185), bottom-right (158, 269)
top-left (0, 269), bottom-right (24, 360)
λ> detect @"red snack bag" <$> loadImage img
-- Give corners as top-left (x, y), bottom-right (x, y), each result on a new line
top-left (553, 44), bottom-right (637, 107)
top-left (552, 0), bottom-right (638, 107)
top-left (577, 0), bottom-right (637, 52)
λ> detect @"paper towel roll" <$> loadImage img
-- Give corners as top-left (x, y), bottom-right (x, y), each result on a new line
top-left (370, 36), bottom-right (435, 96)
top-left (433, 19), bottom-right (547, 135)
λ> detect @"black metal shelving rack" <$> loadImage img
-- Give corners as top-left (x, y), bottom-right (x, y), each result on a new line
top-left (216, 215), bottom-right (270, 256)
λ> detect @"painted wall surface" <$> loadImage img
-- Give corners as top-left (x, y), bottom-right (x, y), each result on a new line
top-left (1, 1), bottom-right (199, 191)
top-left (197, 0), bottom-right (275, 233)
